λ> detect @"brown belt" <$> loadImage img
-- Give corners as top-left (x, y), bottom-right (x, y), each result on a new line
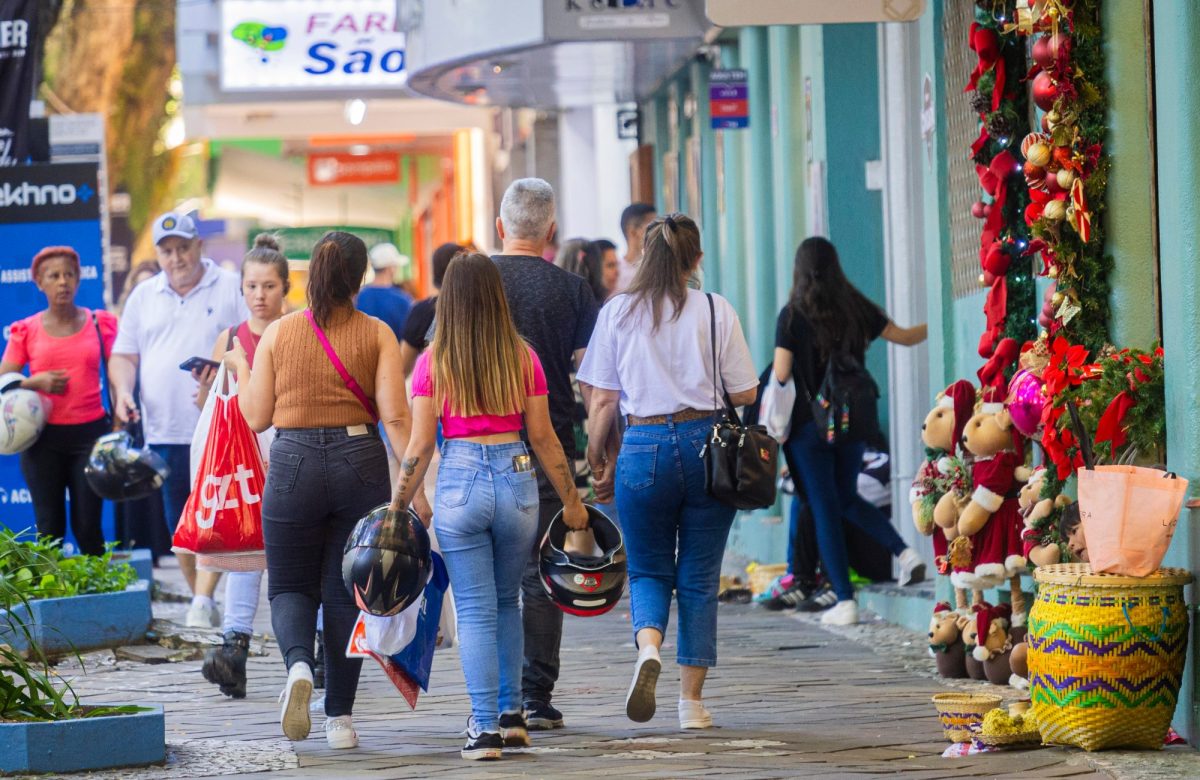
top-left (625, 408), bottom-right (719, 427)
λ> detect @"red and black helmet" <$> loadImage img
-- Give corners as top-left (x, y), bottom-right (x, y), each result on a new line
top-left (539, 506), bottom-right (626, 617)
top-left (342, 505), bottom-right (432, 617)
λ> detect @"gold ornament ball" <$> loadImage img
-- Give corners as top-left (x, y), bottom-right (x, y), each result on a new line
top-left (1026, 143), bottom-right (1052, 168)
top-left (1057, 169), bottom-right (1075, 190)
top-left (1043, 200), bottom-right (1067, 221)
top-left (979, 274), bottom-right (988, 287)
top-left (1048, 266), bottom-right (1059, 279)
top-left (1046, 109), bottom-right (1062, 124)
top-left (1052, 292), bottom-right (1065, 306)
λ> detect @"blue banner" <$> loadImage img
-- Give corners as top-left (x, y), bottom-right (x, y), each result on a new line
top-left (0, 162), bottom-right (110, 549)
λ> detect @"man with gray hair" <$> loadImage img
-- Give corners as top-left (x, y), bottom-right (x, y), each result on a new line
top-left (493, 178), bottom-right (599, 731)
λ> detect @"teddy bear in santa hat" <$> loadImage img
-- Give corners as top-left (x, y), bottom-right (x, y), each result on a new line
top-left (910, 380), bottom-right (974, 603)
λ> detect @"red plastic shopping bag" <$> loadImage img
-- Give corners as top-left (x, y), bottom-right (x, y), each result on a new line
top-left (173, 364), bottom-right (266, 556)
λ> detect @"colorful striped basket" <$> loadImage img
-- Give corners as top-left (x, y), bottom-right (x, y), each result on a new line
top-left (1028, 563), bottom-right (1193, 751)
top-left (931, 693), bottom-right (1003, 743)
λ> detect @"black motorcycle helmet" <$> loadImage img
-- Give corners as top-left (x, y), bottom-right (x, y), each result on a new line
top-left (539, 505), bottom-right (626, 617)
top-left (342, 504), bottom-right (432, 617)
top-left (84, 431), bottom-right (170, 501)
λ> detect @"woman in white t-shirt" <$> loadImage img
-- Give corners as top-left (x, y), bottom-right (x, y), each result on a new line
top-left (578, 213), bottom-right (758, 732)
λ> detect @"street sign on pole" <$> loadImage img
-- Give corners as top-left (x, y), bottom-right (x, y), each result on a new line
top-left (710, 69), bottom-right (748, 130)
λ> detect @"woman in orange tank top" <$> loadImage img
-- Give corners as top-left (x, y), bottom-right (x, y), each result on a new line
top-left (225, 231), bottom-right (430, 750)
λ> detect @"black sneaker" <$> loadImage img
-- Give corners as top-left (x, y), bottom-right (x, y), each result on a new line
top-left (796, 583), bottom-right (838, 612)
top-left (523, 700), bottom-right (564, 731)
top-left (498, 711), bottom-right (530, 748)
top-left (763, 583), bottom-right (811, 611)
top-left (462, 717), bottom-right (503, 761)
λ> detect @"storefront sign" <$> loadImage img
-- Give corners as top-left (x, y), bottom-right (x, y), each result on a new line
top-left (710, 69), bottom-right (749, 130)
top-left (306, 152), bottom-right (400, 186)
top-left (545, 0), bottom-right (707, 42)
top-left (0, 162), bottom-right (107, 545)
top-left (220, 0), bottom-right (407, 91)
top-left (0, 0), bottom-right (38, 166)
top-left (706, 0), bottom-right (926, 25)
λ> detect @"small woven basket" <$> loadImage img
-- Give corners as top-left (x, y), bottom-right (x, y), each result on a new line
top-left (931, 692), bottom-right (1003, 743)
top-left (1029, 563), bottom-right (1193, 751)
top-left (974, 725), bottom-right (1043, 747)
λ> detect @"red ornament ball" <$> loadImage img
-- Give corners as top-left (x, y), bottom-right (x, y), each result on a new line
top-left (1047, 33), bottom-right (1070, 61)
top-left (1023, 160), bottom-right (1045, 180)
top-left (971, 201), bottom-right (987, 219)
top-left (1032, 72), bottom-right (1058, 111)
top-left (1045, 171), bottom-right (1065, 195)
top-left (983, 270), bottom-right (997, 286)
top-left (1032, 36), bottom-right (1054, 70)
top-left (982, 203), bottom-right (993, 218)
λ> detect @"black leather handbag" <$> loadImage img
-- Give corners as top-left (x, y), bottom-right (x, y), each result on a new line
top-left (700, 294), bottom-right (779, 510)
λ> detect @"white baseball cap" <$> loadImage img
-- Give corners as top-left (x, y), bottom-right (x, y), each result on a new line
top-left (369, 242), bottom-right (409, 270)
top-left (152, 212), bottom-right (199, 245)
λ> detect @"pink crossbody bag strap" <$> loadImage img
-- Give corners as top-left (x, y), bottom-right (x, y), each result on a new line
top-left (303, 310), bottom-right (380, 424)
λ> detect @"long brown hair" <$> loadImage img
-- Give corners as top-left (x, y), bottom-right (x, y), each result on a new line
top-left (431, 253), bottom-right (533, 417)
top-left (621, 212), bottom-right (701, 330)
top-left (788, 236), bottom-right (885, 357)
top-left (307, 231), bottom-right (367, 326)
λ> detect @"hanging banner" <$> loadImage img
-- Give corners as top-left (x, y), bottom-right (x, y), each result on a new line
top-left (0, 162), bottom-right (107, 546)
top-left (0, 0), bottom-right (38, 166)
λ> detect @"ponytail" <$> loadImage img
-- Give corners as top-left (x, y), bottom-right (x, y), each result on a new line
top-left (307, 231), bottom-right (368, 327)
top-left (621, 212), bottom-right (702, 331)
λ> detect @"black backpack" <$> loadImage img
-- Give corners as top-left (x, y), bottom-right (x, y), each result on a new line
top-left (810, 351), bottom-right (880, 445)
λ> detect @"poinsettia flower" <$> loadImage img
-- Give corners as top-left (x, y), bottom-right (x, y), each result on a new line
top-left (1137, 353), bottom-right (1153, 365)
top-left (1155, 346), bottom-right (1165, 357)
top-left (1044, 337), bottom-right (1090, 396)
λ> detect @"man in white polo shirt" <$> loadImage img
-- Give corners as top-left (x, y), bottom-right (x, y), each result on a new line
top-left (109, 212), bottom-right (246, 625)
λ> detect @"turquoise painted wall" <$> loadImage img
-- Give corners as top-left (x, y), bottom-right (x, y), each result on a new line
top-left (1153, 0), bottom-right (1200, 745)
top-left (822, 25), bottom-right (889, 432)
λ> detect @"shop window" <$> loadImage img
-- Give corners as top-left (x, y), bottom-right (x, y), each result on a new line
top-left (942, 0), bottom-right (984, 299)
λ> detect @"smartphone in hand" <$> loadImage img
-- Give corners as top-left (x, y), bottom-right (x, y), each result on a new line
top-left (179, 356), bottom-right (221, 373)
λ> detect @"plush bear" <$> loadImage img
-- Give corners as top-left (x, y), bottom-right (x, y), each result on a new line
top-left (973, 602), bottom-right (1015, 686)
top-left (951, 388), bottom-right (1027, 600)
top-left (958, 603), bottom-right (990, 681)
top-left (911, 381), bottom-right (975, 603)
top-left (928, 601), bottom-right (968, 679)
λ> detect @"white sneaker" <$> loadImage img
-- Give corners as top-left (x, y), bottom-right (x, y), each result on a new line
top-left (325, 715), bottom-right (358, 749)
top-left (310, 693), bottom-right (326, 713)
top-left (897, 548), bottom-right (927, 587)
top-left (678, 699), bottom-right (712, 730)
top-left (184, 601), bottom-right (221, 628)
top-left (625, 645), bottom-right (661, 723)
top-left (279, 662), bottom-right (313, 741)
top-left (821, 599), bottom-right (859, 626)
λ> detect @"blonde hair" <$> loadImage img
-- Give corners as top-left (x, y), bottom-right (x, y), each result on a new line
top-left (431, 252), bottom-right (533, 417)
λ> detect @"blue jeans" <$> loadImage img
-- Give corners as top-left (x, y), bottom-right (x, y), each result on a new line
top-left (149, 443), bottom-right (191, 534)
top-left (616, 416), bottom-right (736, 668)
top-left (436, 440), bottom-right (539, 731)
top-left (785, 422), bottom-right (905, 601)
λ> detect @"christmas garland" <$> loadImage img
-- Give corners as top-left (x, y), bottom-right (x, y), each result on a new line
top-left (967, 2), bottom-right (1037, 381)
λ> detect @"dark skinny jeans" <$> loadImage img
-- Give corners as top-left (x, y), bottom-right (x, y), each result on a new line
top-left (263, 426), bottom-right (390, 718)
top-left (20, 417), bottom-right (110, 556)
top-left (785, 422), bottom-right (905, 601)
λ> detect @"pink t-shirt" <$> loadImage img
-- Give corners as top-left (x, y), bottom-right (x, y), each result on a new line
top-left (2, 309), bottom-right (118, 426)
top-left (412, 347), bottom-right (548, 438)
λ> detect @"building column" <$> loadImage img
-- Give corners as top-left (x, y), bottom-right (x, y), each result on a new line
top-left (1153, 0), bottom-right (1200, 744)
top-left (877, 22), bottom-right (931, 559)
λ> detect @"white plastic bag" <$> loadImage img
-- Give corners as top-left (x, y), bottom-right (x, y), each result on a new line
top-left (363, 597), bottom-right (423, 656)
top-left (429, 524), bottom-right (457, 650)
top-left (760, 374), bottom-right (797, 444)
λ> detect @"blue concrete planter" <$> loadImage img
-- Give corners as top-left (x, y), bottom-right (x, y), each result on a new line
top-left (0, 703), bottom-right (164, 774)
top-left (0, 581), bottom-right (151, 656)
top-left (110, 548), bottom-right (153, 581)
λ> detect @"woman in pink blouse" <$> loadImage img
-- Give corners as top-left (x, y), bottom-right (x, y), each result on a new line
top-left (0, 246), bottom-right (117, 555)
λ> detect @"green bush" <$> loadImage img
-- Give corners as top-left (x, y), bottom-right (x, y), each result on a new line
top-left (0, 530), bottom-right (136, 602)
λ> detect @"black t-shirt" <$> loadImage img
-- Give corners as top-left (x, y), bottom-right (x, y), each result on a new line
top-left (774, 303), bottom-right (888, 428)
top-left (494, 254), bottom-right (600, 458)
top-left (402, 296), bottom-right (437, 349)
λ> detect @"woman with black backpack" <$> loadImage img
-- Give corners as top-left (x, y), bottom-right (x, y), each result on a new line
top-left (774, 237), bottom-right (928, 626)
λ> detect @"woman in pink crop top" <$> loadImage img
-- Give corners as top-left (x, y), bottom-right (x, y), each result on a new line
top-left (0, 246), bottom-right (117, 555)
top-left (391, 252), bottom-right (586, 760)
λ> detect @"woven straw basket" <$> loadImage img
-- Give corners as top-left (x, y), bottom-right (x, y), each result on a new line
top-left (1029, 563), bottom-right (1193, 751)
top-left (931, 693), bottom-right (1003, 743)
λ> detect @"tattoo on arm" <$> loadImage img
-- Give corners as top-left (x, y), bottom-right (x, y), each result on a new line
top-left (394, 455), bottom-right (423, 508)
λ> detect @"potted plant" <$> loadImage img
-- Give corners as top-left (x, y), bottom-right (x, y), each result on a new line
top-left (0, 562), bottom-right (165, 774)
top-left (0, 530), bottom-right (152, 656)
